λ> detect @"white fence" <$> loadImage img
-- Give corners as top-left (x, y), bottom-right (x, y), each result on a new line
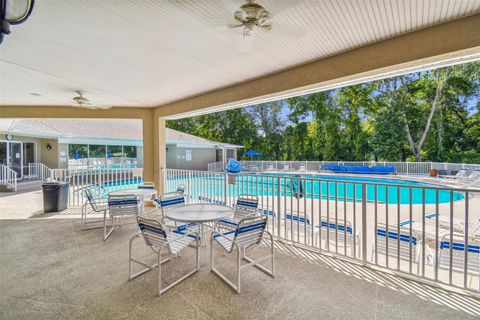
top-left (68, 157), bottom-right (139, 170)
top-left (28, 163), bottom-right (52, 180)
top-left (52, 168), bottom-right (144, 207)
top-left (208, 160), bottom-right (480, 175)
top-left (0, 164), bottom-right (17, 192)
top-left (166, 168), bottom-right (480, 295)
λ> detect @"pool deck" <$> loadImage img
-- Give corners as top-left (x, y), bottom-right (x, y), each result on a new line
top-left (1, 192), bottom-right (479, 319)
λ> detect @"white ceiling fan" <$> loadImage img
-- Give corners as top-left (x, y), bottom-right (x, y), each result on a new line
top-left (71, 91), bottom-right (111, 109)
top-left (228, 0), bottom-right (272, 37)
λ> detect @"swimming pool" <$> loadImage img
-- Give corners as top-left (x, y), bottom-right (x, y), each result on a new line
top-left (165, 173), bottom-right (464, 205)
top-left (94, 173), bottom-right (464, 205)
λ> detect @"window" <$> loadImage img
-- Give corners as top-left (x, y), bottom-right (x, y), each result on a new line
top-left (123, 146), bottom-right (137, 158)
top-left (89, 145), bottom-right (106, 168)
top-left (68, 144), bottom-right (88, 159)
top-left (107, 145), bottom-right (123, 158)
top-left (185, 150), bottom-right (192, 161)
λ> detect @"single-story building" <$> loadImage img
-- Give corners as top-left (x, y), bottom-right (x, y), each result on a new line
top-left (0, 119), bottom-right (241, 178)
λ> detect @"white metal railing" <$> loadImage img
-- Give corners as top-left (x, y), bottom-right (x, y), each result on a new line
top-left (207, 161), bottom-right (224, 172)
top-left (165, 168), bottom-right (480, 295)
top-left (208, 160), bottom-right (480, 175)
top-left (52, 167), bottom-right (144, 207)
top-left (28, 163), bottom-right (52, 180)
top-left (68, 157), bottom-right (139, 170)
top-left (0, 164), bottom-right (17, 192)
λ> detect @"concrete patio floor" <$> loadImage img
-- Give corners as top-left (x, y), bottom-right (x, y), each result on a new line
top-left (1, 205), bottom-right (480, 320)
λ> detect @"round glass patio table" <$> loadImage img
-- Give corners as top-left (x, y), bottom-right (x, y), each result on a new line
top-left (165, 204), bottom-right (234, 248)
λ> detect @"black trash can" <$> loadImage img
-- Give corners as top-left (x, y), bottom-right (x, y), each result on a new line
top-left (42, 181), bottom-right (69, 212)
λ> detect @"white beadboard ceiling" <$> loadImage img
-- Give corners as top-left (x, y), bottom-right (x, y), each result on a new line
top-left (0, 0), bottom-right (479, 108)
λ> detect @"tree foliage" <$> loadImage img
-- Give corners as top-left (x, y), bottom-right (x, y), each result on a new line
top-left (167, 62), bottom-right (480, 163)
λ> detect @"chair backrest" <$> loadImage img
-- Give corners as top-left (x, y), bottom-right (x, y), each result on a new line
top-left (138, 182), bottom-right (155, 189)
top-left (137, 216), bottom-right (172, 253)
top-left (438, 234), bottom-right (480, 274)
top-left (108, 195), bottom-right (139, 217)
top-left (84, 187), bottom-right (101, 211)
top-left (154, 195), bottom-right (185, 214)
top-left (176, 184), bottom-right (186, 195)
top-left (234, 194), bottom-right (259, 218)
top-left (375, 223), bottom-right (417, 261)
top-left (232, 215), bottom-right (268, 249)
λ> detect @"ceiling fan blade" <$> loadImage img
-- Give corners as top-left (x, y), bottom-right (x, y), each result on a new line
top-left (228, 23), bottom-right (244, 28)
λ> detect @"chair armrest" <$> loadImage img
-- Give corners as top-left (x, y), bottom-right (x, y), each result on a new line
top-left (210, 230), bottom-right (234, 243)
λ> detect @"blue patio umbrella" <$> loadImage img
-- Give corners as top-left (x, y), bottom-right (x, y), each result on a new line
top-left (74, 150), bottom-right (79, 160)
top-left (244, 150), bottom-right (261, 160)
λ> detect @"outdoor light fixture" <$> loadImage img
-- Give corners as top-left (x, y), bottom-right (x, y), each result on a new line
top-left (0, 0), bottom-right (34, 44)
top-left (46, 143), bottom-right (52, 150)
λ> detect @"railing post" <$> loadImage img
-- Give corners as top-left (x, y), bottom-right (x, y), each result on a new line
top-left (277, 177), bottom-right (281, 236)
top-left (361, 183), bottom-right (367, 266)
top-left (224, 172), bottom-right (228, 206)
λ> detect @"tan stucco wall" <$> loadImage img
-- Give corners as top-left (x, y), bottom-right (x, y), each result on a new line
top-left (39, 138), bottom-right (58, 169)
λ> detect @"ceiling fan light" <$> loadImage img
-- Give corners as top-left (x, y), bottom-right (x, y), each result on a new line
top-left (3, 0), bottom-right (34, 24)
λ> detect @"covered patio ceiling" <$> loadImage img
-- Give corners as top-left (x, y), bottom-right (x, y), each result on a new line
top-left (1, 0), bottom-right (479, 115)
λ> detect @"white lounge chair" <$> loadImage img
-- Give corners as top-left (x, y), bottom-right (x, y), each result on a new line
top-left (438, 234), bottom-right (480, 287)
top-left (371, 223), bottom-right (421, 273)
top-left (314, 217), bottom-right (356, 250)
top-left (440, 169), bottom-right (468, 181)
top-left (210, 215), bottom-right (274, 293)
top-left (128, 216), bottom-right (200, 295)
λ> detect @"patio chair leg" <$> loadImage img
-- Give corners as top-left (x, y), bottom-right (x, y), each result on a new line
top-left (236, 246), bottom-right (241, 293)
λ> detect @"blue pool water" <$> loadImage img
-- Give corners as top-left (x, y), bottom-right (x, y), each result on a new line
top-left (97, 174), bottom-right (464, 205)
top-left (165, 173), bottom-right (464, 205)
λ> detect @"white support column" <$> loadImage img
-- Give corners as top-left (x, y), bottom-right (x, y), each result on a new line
top-left (222, 147), bottom-right (227, 170)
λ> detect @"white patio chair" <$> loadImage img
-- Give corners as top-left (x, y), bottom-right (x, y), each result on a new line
top-left (210, 215), bottom-right (274, 293)
top-left (283, 164), bottom-right (289, 171)
top-left (371, 223), bottom-right (421, 273)
top-left (138, 182), bottom-right (155, 189)
top-left (105, 194), bottom-right (139, 241)
top-left (267, 164), bottom-right (274, 170)
top-left (438, 234), bottom-right (480, 287)
top-left (299, 165), bottom-right (306, 171)
top-left (217, 194), bottom-right (259, 230)
top-left (153, 194), bottom-right (196, 232)
top-left (81, 187), bottom-right (108, 230)
top-left (129, 216), bottom-right (200, 296)
top-left (162, 184), bottom-right (186, 199)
